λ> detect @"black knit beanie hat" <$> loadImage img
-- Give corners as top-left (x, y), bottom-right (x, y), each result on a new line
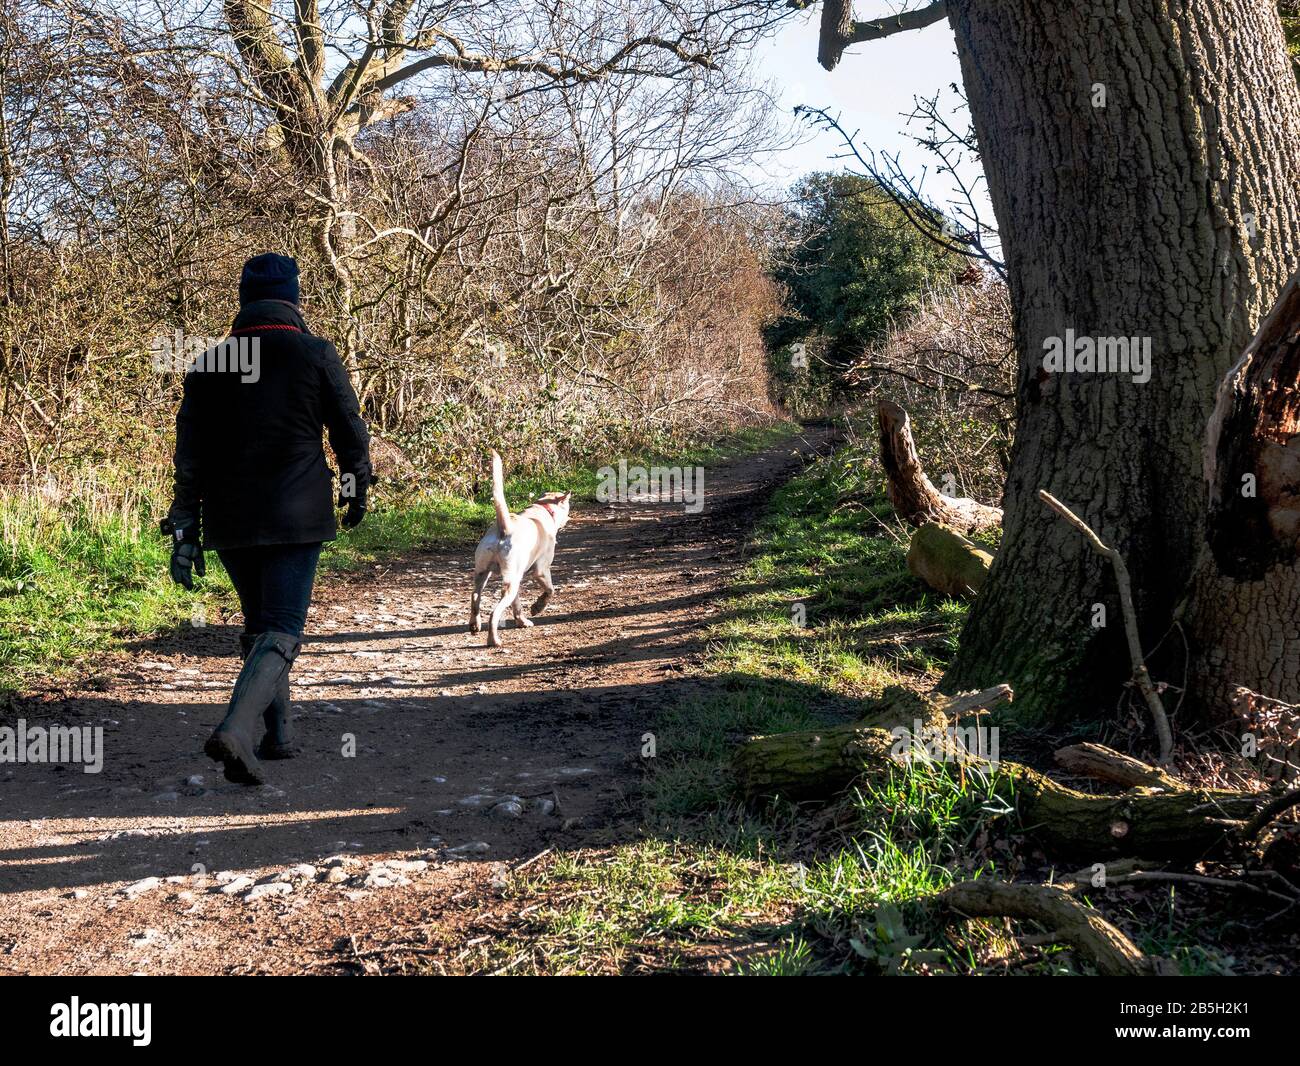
top-left (239, 253), bottom-right (300, 306)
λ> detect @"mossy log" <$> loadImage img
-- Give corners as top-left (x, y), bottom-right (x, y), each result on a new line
top-left (906, 523), bottom-right (993, 598)
top-left (731, 686), bottom-right (1002, 803)
top-left (733, 690), bottom-right (1263, 858)
top-left (994, 763), bottom-right (1257, 859)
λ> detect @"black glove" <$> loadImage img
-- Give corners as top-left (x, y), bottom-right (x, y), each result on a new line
top-left (338, 481), bottom-right (368, 530)
top-left (160, 517), bottom-right (205, 591)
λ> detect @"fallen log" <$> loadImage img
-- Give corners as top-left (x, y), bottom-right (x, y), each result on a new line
top-left (877, 400), bottom-right (1003, 534)
top-left (929, 880), bottom-right (1162, 976)
top-left (731, 685), bottom-right (1010, 801)
top-left (994, 763), bottom-right (1256, 859)
top-left (906, 522), bottom-right (993, 598)
top-left (733, 689), bottom-right (1262, 858)
top-left (731, 686), bottom-right (953, 803)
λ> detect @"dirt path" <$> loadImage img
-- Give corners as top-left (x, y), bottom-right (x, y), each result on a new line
top-left (0, 428), bottom-right (836, 974)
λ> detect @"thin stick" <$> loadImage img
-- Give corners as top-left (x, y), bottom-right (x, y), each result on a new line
top-left (1038, 490), bottom-right (1174, 765)
top-left (1102, 870), bottom-right (1297, 904)
top-left (512, 847), bottom-right (554, 872)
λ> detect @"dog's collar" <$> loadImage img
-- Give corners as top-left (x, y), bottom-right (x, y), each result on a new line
top-left (538, 501), bottom-right (559, 517)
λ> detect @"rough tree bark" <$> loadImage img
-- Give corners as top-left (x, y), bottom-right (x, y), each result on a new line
top-left (817, 1), bottom-right (1300, 722)
top-left (943, 0), bottom-right (1300, 723)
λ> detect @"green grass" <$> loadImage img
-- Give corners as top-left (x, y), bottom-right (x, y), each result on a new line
top-left (0, 479), bottom-right (231, 698)
top-left (646, 446), bottom-right (968, 820)
top-left (0, 421), bottom-right (798, 699)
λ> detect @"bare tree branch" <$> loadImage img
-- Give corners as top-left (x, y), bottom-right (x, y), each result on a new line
top-left (813, 0), bottom-right (950, 70)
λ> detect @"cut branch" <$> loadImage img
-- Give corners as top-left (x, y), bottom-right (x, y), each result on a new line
top-left (906, 522), bottom-right (992, 598)
top-left (1054, 743), bottom-right (1186, 792)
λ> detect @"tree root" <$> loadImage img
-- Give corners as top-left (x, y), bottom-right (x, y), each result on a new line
top-left (929, 880), bottom-right (1164, 976)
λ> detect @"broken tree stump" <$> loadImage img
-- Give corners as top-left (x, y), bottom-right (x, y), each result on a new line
top-left (877, 399), bottom-right (1003, 534)
top-left (906, 523), bottom-right (993, 598)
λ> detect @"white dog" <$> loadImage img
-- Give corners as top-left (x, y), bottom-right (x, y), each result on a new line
top-left (470, 450), bottom-right (571, 647)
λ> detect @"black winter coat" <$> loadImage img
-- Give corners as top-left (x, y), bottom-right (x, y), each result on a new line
top-left (167, 300), bottom-right (371, 550)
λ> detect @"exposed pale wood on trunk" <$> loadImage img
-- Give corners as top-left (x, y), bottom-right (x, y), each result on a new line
top-left (1184, 270), bottom-right (1300, 716)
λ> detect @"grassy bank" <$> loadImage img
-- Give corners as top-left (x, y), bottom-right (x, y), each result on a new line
top-left (0, 422), bottom-right (796, 698)
top-left (476, 440), bottom-right (997, 975)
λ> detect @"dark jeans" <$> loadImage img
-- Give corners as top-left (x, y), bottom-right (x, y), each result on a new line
top-left (217, 543), bottom-right (323, 638)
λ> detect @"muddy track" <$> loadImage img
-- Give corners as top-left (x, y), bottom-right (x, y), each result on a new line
top-left (0, 427), bottom-right (837, 974)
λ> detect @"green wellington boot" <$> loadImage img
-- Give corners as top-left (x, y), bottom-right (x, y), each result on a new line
top-left (204, 632), bottom-right (300, 784)
top-left (239, 633), bottom-right (300, 760)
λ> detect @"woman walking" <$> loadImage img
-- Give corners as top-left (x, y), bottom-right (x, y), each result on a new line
top-left (163, 253), bottom-right (371, 785)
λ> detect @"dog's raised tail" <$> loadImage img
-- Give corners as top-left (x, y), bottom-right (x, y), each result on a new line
top-left (490, 450), bottom-right (513, 536)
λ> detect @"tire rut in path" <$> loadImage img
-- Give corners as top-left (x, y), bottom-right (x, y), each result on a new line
top-left (0, 427), bottom-right (837, 974)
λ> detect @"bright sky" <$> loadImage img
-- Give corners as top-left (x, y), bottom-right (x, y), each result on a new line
top-left (748, 8), bottom-right (988, 220)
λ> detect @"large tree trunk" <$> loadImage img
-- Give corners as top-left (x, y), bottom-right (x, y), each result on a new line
top-left (938, 0), bottom-right (1300, 723)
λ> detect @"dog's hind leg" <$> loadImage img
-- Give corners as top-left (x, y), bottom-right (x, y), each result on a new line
top-left (469, 568), bottom-right (491, 634)
top-left (488, 578), bottom-right (523, 648)
top-left (530, 567), bottom-right (556, 616)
